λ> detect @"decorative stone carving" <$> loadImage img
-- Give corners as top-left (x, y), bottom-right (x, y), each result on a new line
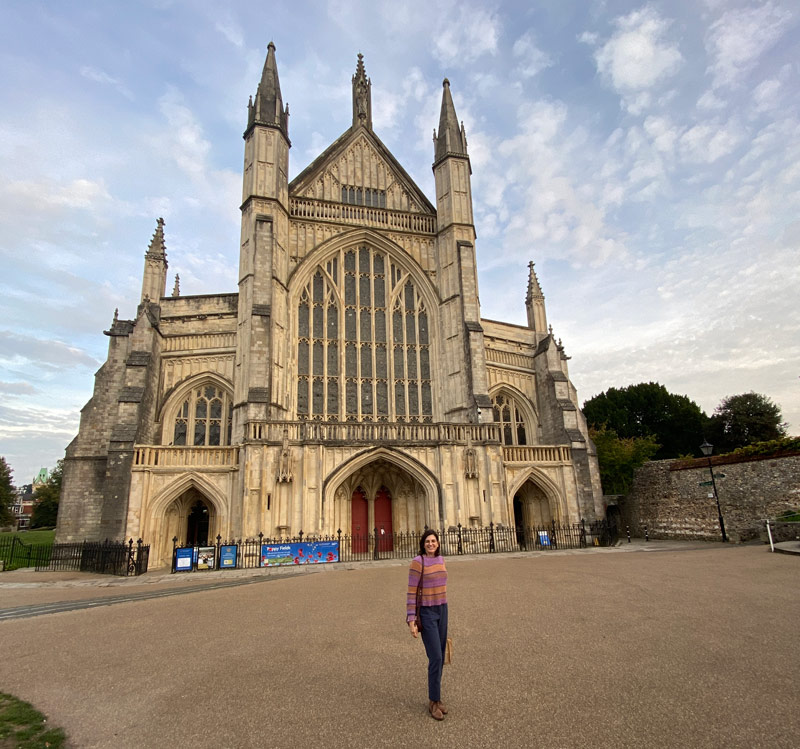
top-left (277, 428), bottom-right (293, 483)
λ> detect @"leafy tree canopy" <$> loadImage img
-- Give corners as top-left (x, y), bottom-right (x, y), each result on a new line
top-left (707, 392), bottom-right (788, 453)
top-left (31, 460), bottom-right (63, 529)
top-left (583, 382), bottom-right (706, 459)
top-left (589, 426), bottom-right (659, 495)
top-left (0, 457), bottom-right (15, 525)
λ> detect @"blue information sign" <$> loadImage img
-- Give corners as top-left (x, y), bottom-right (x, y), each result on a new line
top-left (219, 545), bottom-right (237, 569)
top-left (174, 547), bottom-right (193, 572)
top-left (260, 540), bottom-right (339, 567)
top-left (538, 531), bottom-right (551, 547)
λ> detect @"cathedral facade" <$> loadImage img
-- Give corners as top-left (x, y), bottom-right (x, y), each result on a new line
top-left (57, 45), bottom-right (603, 567)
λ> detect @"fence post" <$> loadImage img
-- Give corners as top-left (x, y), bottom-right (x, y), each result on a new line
top-left (457, 523), bottom-right (463, 555)
top-left (171, 536), bottom-right (178, 573)
top-left (644, 525), bottom-right (649, 542)
top-left (373, 527), bottom-right (379, 560)
top-left (626, 525), bottom-right (631, 543)
top-left (489, 522), bottom-right (495, 553)
top-left (580, 518), bottom-right (587, 548)
top-left (337, 528), bottom-right (342, 562)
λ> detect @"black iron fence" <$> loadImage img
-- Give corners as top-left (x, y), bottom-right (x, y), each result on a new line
top-left (36, 539), bottom-right (150, 576)
top-left (0, 536), bottom-right (53, 571)
top-left (172, 520), bottom-right (618, 572)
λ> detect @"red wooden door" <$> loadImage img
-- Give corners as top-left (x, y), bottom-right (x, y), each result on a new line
top-left (374, 487), bottom-right (393, 552)
top-left (351, 488), bottom-right (368, 553)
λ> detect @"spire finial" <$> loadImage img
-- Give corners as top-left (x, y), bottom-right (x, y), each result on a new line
top-left (248, 41), bottom-right (289, 139)
top-left (172, 273), bottom-right (180, 297)
top-left (352, 52), bottom-right (372, 130)
top-left (434, 77), bottom-right (468, 164)
top-left (146, 217), bottom-right (167, 262)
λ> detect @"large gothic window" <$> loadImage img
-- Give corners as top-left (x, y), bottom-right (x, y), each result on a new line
top-left (296, 246), bottom-right (433, 422)
top-left (492, 392), bottom-right (528, 446)
top-left (172, 385), bottom-right (233, 446)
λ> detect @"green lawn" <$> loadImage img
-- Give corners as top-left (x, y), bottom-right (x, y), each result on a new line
top-left (0, 529), bottom-right (55, 544)
top-left (0, 692), bottom-right (66, 748)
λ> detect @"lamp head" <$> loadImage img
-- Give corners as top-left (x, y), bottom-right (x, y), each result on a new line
top-left (700, 440), bottom-right (713, 457)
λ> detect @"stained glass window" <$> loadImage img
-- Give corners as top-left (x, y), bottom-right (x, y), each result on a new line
top-left (491, 392), bottom-right (530, 446)
top-left (295, 246), bottom-right (433, 422)
top-left (172, 385), bottom-right (232, 446)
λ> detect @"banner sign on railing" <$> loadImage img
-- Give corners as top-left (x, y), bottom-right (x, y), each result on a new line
top-left (260, 541), bottom-right (339, 567)
top-left (174, 547), bottom-right (193, 571)
top-left (196, 546), bottom-right (215, 570)
top-left (219, 545), bottom-right (237, 568)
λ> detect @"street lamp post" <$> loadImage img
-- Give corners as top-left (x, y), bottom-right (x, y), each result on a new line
top-left (700, 440), bottom-right (727, 542)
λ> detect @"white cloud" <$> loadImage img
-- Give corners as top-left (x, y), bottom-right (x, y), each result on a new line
top-left (80, 66), bottom-right (134, 100)
top-left (679, 121), bottom-right (744, 163)
top-left (753, 77), bottom-right (782, 112)
top-left (705, 2), bottom-right (792, 88)
top-left (433, 6), bottom-right (500, 65)
top-left (593, 7), bottom-right (683, 92)
top-left (512, 31), bottom-right (552, 79)
top-left (157, 88), bottom-right (212, 180)
top-left (0, 331), bottom-right (100, 371)
top-left (214, 11), bottom-right (245, 48)
top-left (697, 89), bottom-right (726, 110)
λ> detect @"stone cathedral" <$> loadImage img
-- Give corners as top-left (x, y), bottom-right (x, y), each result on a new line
top-left (57, 45), bottom-right (602, 567)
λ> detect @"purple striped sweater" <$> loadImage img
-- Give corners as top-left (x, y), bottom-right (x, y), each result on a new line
top-left (406, 555), bottom-right (448, 622)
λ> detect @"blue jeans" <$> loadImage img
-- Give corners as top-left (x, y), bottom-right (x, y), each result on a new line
top-left (419, 604), bottom-right (448, 702)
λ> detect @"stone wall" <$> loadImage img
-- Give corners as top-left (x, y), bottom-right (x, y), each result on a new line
top-left (618, 453), bottom-right (800, 542)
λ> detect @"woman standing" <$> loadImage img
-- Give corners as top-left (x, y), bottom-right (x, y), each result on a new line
top-left (406, 529), bottom-right (448, 720)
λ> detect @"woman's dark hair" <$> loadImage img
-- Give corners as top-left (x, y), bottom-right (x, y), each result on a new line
top-left (418, 529), bottom-right (442, 557)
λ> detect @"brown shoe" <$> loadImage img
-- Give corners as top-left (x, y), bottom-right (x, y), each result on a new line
top-left (429, 701), bottom-right (444, 721)
top-left (437, 700), bottom-right (448, 715)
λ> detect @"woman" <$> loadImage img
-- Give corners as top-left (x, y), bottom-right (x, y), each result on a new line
top-left (406, 529), bottom-right (448, 720)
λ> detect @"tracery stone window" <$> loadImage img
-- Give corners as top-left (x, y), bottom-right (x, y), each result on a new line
top-left (492, 392), bottom-right (528, 446)
top-left (296, 246), bottom-right (433, 422)
top-left (172, 385), bottom-right (233, 446)
top-left (341, 186), bottom-right (386, 208)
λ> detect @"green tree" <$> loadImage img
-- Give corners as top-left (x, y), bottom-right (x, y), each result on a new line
top-left (31, 460), bottom-right (63, 529)
top-left (589, 426), bottom-right (660, 494)
top-left (0, 457), bottom-right (15, 525)
top-left (583, 382), bottom-right (706, 459)
top-left (706, 392), bottom-right (788, 453)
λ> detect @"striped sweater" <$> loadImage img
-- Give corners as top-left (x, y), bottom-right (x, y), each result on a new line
top-left (406, 554), bottom-right (448, 622)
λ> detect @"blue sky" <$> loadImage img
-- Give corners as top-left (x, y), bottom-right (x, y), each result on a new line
top-left (1, 0), bottom-right (798, 484)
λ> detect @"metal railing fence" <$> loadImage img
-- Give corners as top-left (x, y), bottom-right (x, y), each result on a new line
top-left (0, 536), bottom-right (53, 571)
top-left (36, 539), bottom-right (150, 576)
top-left (172, 520), bottom-right (617, 571)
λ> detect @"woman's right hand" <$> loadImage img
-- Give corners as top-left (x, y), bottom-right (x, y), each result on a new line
top-left (409, 621), bottom-right (418, 638)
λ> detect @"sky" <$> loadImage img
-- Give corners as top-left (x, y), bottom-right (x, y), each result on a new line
top-left (1, 0), bottom-right (798, 485)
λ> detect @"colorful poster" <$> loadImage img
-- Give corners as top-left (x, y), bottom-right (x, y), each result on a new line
top-left (219, 545), bottom-right (237, 569)
top-left (196, 546), bottom-right (216, 570)
top-left (260, 541), bottom-right (339, 567)
top-left (174, 547), bottom-right (193, 572)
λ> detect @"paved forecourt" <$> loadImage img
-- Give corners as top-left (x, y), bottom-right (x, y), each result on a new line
top-left (0, 543), bottom-right (797, 748)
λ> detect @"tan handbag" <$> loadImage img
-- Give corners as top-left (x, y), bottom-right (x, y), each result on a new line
top-left (444, 636), bottom-right (453, 665)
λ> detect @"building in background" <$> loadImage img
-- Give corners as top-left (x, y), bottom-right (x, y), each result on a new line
top-left (57, 45), bottom-right (602, 567)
